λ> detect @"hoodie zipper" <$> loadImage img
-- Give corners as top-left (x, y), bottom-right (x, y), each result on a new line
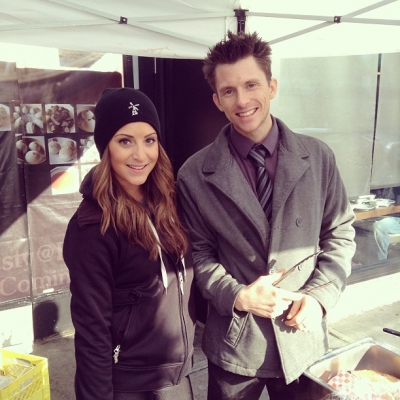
top-left (113, 305), bottom-right (137, 364)
top-left (113, 344), bottom-right (121, 364)
top-left (176, 261), bottom-right (189, 382)
top-left (112, 260), bottom-right (188, 372)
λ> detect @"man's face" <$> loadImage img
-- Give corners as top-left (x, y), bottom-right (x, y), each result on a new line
top-left (213, 56), bottom-right (277, 143)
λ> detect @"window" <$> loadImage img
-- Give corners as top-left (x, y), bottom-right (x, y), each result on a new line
top-left (270, 53), bottom-right (400, 280)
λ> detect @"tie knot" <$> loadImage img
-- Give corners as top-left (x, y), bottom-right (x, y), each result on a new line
top-left (248, 145), bottom-right (267, 168)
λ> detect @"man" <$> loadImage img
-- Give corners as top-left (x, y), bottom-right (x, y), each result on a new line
top-left (371, 187), bottom-right (400, 260)
top-left (177, 31), bottom-right (356, 399)
top-left (373, 216), bottom-right (400, 260)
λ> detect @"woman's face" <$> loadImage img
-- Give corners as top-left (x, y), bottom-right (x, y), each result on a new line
top-left (108, 121), bottom-right (159, 200)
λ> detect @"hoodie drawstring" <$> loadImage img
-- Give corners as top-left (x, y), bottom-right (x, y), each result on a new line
top-left (147, 216), bottom-right (168, 294)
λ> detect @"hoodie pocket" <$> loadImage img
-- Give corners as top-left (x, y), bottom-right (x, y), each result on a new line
top-left (112, 289), bottom-right (141, 346)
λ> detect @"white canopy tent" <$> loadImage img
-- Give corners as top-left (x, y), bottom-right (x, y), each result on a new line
top-left (0, 0), bottom-right (399, 60)
top-left (1, 0), bottom-right (399, 331)
top-left (1, 0), bottom-right (399, 198)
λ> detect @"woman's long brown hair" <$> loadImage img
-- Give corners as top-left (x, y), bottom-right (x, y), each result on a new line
top-left (92, 144), bottom-right (188, 262)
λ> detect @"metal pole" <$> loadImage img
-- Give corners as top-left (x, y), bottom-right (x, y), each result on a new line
top-left (234, 9), bottom-right (248, 34)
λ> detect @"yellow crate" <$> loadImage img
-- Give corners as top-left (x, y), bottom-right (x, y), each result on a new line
top-left (0, 349), bottom-right (50, 400)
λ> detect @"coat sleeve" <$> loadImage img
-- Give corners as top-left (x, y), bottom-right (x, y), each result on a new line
top-left (63, 217), bottom-right (119, 400)
top-left (177, 174), bottom-right (246, 318)
top-left (305, 147), bottom-right (356, 312)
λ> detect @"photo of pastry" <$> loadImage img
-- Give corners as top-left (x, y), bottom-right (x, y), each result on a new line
top-left (45, 104), bottom-right (75, 134)
top-left (76, 104), bottom-right (95, 133)
top-left (50, 165), bottom-right (79, 195)
top-left (79, 135), bottom-right (100, 163)
top-left (0, 103), bottom-right (11, 131)
top-left (16, 135), bottom-right (46, 164)
top-left (47, 137), bottom-right (78, 164)
top-left (13, 104), bottom-right (45, 134)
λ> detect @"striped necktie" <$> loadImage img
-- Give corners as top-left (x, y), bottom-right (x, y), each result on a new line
top-left (248, 144), bottom-right (273, 219)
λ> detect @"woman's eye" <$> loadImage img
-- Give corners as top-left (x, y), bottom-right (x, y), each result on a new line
top-left (146, 137), bottom-right (157, 144)
top-left (119, 138), bottom-right (131, 145)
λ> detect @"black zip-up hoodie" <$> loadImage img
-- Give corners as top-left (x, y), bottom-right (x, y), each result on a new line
top-left (63, 170), bottom-right (196, 399)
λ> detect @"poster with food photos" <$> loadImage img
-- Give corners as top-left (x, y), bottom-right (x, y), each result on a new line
top-left (0, 66), bottom-right (122, 303)
top-left (12, 102), bottom-right (101, 198)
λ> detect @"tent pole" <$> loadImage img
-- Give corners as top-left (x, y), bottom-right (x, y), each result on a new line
top-left (123, 55), bottom-right (134, 88)
top-left (234, 9), bottom-right (248, 34)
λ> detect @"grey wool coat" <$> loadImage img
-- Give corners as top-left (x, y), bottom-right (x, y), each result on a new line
top-left (177, 118), bottom-right (356, 384)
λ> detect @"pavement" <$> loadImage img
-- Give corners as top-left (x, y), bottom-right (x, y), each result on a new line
top-left (31, 301), bottom-right (400, 400)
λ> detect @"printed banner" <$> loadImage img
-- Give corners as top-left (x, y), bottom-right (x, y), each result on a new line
top-left (0, 65), bottom-right (122, 303)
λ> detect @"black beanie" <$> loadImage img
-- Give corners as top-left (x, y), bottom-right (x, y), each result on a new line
top-left (94, 88), bottom-right (161, 158)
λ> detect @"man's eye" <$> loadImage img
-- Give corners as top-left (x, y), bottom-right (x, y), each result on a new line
top-left (223, 89), bottom-right (233, 96)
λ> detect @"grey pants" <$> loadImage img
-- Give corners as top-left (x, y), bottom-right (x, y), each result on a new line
top-left (113, 376), bottom-right (193, 400)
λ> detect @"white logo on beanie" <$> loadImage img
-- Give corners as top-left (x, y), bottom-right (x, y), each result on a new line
top-left (129, 102), bottom-right (139, 116)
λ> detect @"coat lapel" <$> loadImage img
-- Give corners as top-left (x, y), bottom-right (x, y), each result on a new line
top-left (272, 120), bottom-right (311, 218)
top-left (199, 121), bottom-right (311, 237)
top-left (201, 126), bottom-right (270, 237)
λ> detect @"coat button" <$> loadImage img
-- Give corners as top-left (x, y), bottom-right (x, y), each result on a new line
top-left (129, 292), bottom-right (140, 302)
top-left (296, 218), bottom-right (303, 227)
top-left (243, 231), bottom-right (252, 241)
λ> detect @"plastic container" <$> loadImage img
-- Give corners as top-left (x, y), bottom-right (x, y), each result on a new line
top-left (0, 349), bottom-right (50, 400)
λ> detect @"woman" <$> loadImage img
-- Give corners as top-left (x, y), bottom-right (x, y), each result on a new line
top-left (63, 88), bottom-right (196, 400)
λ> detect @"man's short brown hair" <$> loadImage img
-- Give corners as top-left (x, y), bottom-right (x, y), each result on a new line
top-left (203, 31), bottom-right (272, 92)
